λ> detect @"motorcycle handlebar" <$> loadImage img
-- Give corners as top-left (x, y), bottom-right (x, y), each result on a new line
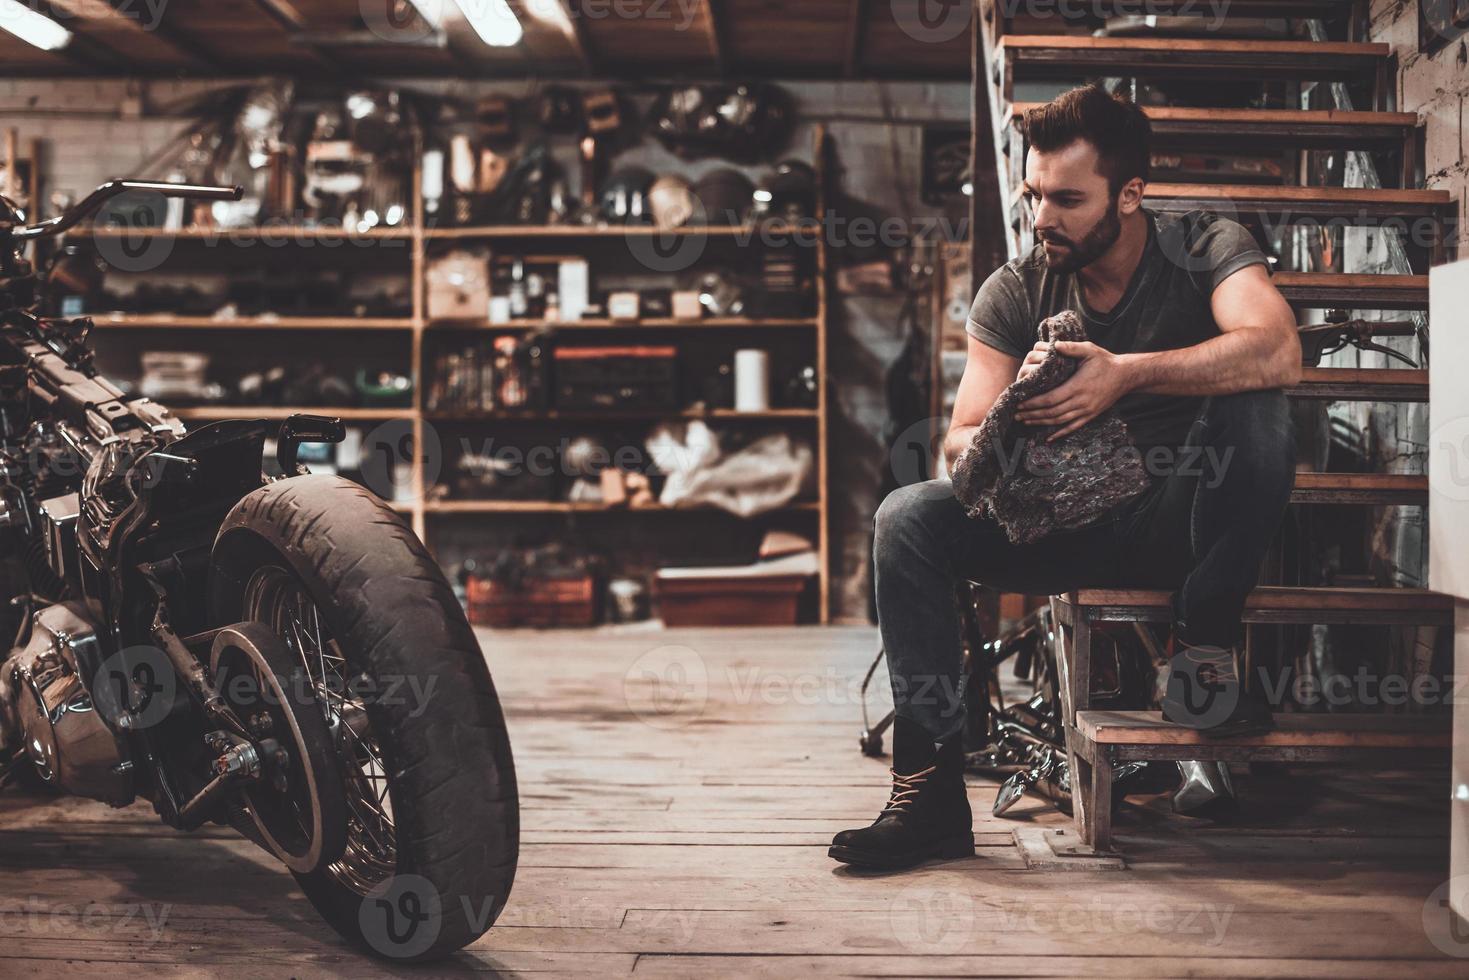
top-left (8, 179), bottom-right (244, 242)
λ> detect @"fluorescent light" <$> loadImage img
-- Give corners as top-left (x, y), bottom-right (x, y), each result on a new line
top-left (0, 0), bottom-right (71, 52)
top-left (457, 0), bottom-right (523, 47)
top-left (406, 0), bottom-right (523, 47)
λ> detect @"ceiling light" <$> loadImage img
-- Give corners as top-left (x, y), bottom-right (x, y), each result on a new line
top-left (408, 0), bottom-right (523, 46)
top-left (0, 1), bottom-right (72, 52)
top-left (456, 0), bottom-right (523, 47)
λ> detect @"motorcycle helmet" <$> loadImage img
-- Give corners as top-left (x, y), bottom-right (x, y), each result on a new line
top-left (753, 159), bottom-right (816, 222)
top-left (650, 83), bottom-right (791, 163)
top-left (599, 167), bottom-right (655, 224)
top-left (647, 174), bottom-right (696, 230)
top-left (691, 168), bottom-right (754, 226)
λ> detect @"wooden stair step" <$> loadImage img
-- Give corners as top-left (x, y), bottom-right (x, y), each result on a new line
top-left (1009, 104), bottom-right (1417, 151)
top-left (1078, 710), bottom-right (1450, 750)
top-left (1142, 183), bottom-right (1453, 222)
top-left (1289, 367), bottom-right (1426, 402)
top-left (1058, 585), bottom-right (1451, 625)
top-left (1291, 472), bottom-right (1427, 505)
top-left (998, 35), bottom-right (1390, 82)
top-left (1274, 272), bottom-right (1429, 311)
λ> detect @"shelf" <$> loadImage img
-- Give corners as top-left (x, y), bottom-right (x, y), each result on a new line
top-left (426, 316), bottom-right (816, 330)
top-left (423, 499), bottom-right (821, 515)
top-left (424, 222), bottom-right (813, 240)
top-left (424, 408), bottom-right (818, 422)
top-left (92, 314), bottom-right (415, 330)
top-left (74, 224), bottom-right (413, 241)
top-left (79, 124), bottom-right (833, 623)
top-left (173, 406), bottom-right (415, 421)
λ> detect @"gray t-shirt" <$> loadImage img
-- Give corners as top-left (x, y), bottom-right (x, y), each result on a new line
top-left (966, 207), bottom-right (1269, 453)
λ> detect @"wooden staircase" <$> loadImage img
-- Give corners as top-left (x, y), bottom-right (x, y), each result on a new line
top-left (970, 1), bottom-right (1457, 857)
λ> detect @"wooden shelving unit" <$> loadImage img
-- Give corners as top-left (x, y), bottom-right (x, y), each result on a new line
top-left (69, 126), bottom-right (834, 622)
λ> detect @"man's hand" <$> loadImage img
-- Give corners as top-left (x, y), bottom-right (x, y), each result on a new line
top-left (1014, 340), bottom-right (1134, 442)
top-left (1015, 340), bottom-right (1053, 383)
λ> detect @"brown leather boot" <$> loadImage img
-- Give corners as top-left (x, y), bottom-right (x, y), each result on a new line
top-left (829, 717), bottom-right (975, 869)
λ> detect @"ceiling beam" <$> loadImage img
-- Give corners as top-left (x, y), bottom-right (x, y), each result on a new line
top-left (556, 0), bottom-right (598, 75)
top-left (250, 0), bottom-right (348, 74)
top-left (844, 0), bottom-right (870, 77)
top-left (704, 0), bottom-right (728, 76)
top-left (90, 0), bottom-right (218, 71)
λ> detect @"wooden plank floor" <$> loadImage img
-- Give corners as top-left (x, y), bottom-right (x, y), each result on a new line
top-left (0, 625), bottom-right (1461, 977)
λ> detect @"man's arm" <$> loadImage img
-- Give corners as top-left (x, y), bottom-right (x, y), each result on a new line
top-left (943, 335), bottom-right (1022, 471)
top-left (1014, 264), bottom-right (1302, 440)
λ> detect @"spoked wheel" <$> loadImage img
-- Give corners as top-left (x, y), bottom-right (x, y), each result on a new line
top-left (241, 568), bottom-right (394, 890)
top-left (210, 621), bottom-right (348, 874)
top-left (209, 475), bottom-right (518, 962)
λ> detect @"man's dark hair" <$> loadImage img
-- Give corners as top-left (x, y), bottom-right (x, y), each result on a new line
top-left (1021, 84), bottom-right (1151, 197)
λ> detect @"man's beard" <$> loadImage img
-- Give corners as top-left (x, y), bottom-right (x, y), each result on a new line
top-left (1039, 198), bottom-right (1122, 273)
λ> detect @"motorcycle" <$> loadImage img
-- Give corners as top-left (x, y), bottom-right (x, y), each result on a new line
top-left (0, 180), bottom-right (518, 961)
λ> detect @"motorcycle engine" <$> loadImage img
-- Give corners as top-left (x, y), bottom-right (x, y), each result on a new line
top-left (0, 601), bottom-right (133, 805)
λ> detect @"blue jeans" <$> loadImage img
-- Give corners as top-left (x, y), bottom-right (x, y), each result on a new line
top-left (874, 390), bottom-right (1296, 743)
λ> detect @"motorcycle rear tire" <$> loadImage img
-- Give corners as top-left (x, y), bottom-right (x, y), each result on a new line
top-left (208, 474), bottom-right (518, 962)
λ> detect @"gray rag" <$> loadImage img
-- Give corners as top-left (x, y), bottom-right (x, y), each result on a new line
top-left (952, 309), bottom-right (1152, 545)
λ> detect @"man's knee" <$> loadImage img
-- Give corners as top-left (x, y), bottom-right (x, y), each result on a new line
top-left (1200, 389), bottom-right (1296, 472)
top-left (874, 481), bottom-right (954, 563)
top-left (1205, 388), bottom-right (1291, 432)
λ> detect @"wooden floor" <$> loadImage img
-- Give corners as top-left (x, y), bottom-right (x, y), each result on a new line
top-left (2, 625), bottom-right (1463, 977)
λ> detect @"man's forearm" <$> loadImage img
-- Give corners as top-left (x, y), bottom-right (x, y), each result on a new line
top-left (943, 424), bottom-right (980, 472)
top-left (1120, 327), bottom-right (1301, 397)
